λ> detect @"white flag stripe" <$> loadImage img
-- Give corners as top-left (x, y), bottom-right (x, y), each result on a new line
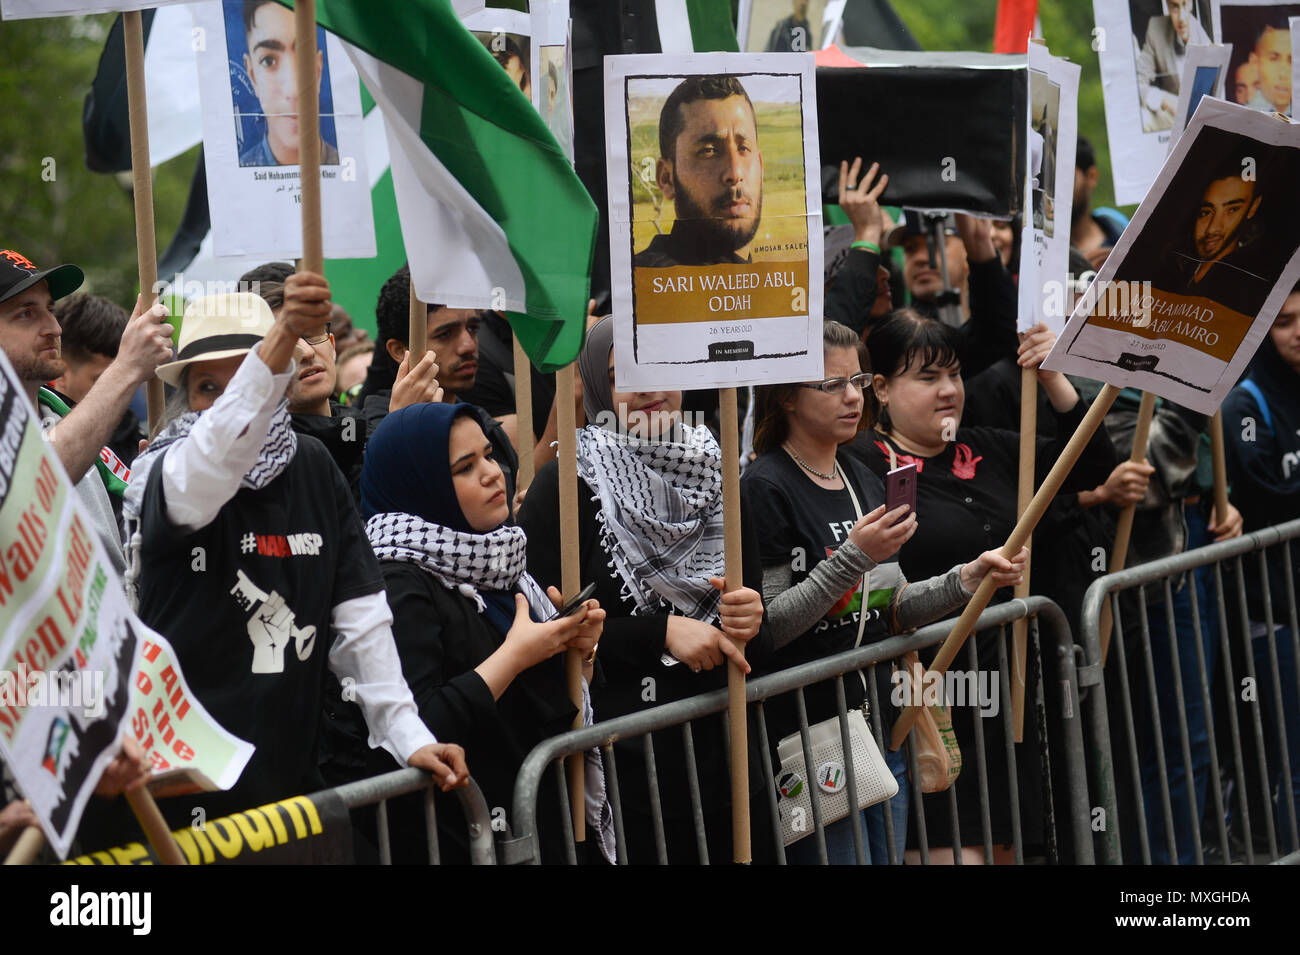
top-left (346, 44), bottom-right (526, 313)
top-left (144, 1), bottom-right (203, 167)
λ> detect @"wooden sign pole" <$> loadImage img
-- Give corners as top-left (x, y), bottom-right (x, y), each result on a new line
top-left (1098, 391), bottom-right (1156, 664)
top-left (126, 788), bottom-right (186, 866)
top-left (122, 11), bottom-right (164, 437)
top-left (555, 362), bottom-right (585, 842)
top-left (719, 387), bottom-right (751, 864)
top-left (1010, 367), bottom-right (1037, 742)
top-left (408, 285), bottom-right (426, 365)
top-left (892, 384), bottom-right (1122, 749)
top-left (2, 826), bottom-right (43, 866)
top-left (514, 336), bottom-right (535, 488)
top-left (1209, 410), bottom-right (1230, 531)
top-left (294, 0), bottom-right (323, 276)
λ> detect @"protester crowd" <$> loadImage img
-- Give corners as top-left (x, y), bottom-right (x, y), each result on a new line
top-left (1, 126), bottom-right (1297, 868)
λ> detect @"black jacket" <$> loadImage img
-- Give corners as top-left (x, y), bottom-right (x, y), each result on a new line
top-left (290, 400), bottom-right (365, 506)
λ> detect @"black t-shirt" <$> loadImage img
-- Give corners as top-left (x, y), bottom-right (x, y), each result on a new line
top-left (741, 449), bottom-right (904, 736)
top-left (136, 435), bottom-right (384, 817)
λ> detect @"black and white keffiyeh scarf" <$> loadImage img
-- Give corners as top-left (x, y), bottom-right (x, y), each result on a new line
top-left (365, 511), bottom-right (554, 619)
top-left (576, 421), bottom-right (726, 622)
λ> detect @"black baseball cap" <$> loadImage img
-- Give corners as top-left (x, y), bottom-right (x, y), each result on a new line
top-left (0, 249), bottom-right (83, 306)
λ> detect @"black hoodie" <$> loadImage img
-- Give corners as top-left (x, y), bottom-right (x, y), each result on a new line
top-left (1222, 337), bottom-right (1300, 622)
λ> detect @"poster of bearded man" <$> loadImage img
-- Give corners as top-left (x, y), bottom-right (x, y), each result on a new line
top-left (605, 53), bottom-right (823, 392)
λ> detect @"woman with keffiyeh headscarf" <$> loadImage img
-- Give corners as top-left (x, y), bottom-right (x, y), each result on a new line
top-left (79, 274), bottom-right (468, 850)
top-left (319, 401), bottom-right (616, 864)
top-left (518, 316), bottom-right (776, 865)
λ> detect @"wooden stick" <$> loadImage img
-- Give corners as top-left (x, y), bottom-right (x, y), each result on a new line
top-left (719, 387), bottom-right (750, 863)
top-left (555, 362), bottom-right (584, 842)
top-left (1098, 391), bottom-right (1156, 664)
top-left (125, 787), bottom-right (186, 865)
top-left (513, 335), bottom-right (535, 489)
top-left (1011, 366), bottom-right (1037, 742)
top-left (294, 0), bottom-right (323, 275)
top-left (1209, 410), bottom-right (1229, 528)
top-left (123, 11), bottom-right (164, 437)
top-left (891, 384), bottom-right (1122, 750)
top-left (408, 282), bottom-right (426, 366)
top-left (2, 826), bottom-right (43, 865)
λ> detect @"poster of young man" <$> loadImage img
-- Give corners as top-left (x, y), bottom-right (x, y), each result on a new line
top-left (1167, 43), bottom-right (1234, 155)
top-left (1043, 98), bottom-right (1300, 414)
top-left (1018, 42), bottom-right (1079, 334)
top-left (192, 1), bottom-right (374, 260)
top-left (1214, 0), bottom-right (1299, 116)
top-left (744, 0), bottom-right (830, 53)
top-left (530, 0), bottom-right (574, 163)
top-left (1095, 0), bottom-right (1216, 204)
top-left (605, 53), bottom-right (824, 391)
top-left (463, 7), bottom-right (533, 102)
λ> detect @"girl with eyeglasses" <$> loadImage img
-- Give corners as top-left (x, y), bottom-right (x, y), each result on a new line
top-left (741, 320), bottom-right (1028, 864)
top-left (847, 310), bottom-right (1117, 862)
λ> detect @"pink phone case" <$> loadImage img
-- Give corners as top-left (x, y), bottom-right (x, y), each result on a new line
top-left (886, 463), bottom-right (917, 515)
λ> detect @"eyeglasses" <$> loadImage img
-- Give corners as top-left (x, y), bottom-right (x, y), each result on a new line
top-left (800, 373), bottom-right (871, 395)
top-left (301, 322), bottom-right (332, 346)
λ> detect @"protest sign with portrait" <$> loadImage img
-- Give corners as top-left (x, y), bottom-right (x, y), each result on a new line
top-left (1018, 41), bottom-right (1079, 334)
top-left (605, 52), bottom-right (823, 391)
top-left (192, 0), bottom-right (374, 260)
top-left (1095, 0), bottom-right (1216, 204)
top-left (1214, 0), bottom-right (1299, 116)
top-left (1044, 98), bottom-right (1300, 414)
top-left (531, 0), bottom-right (574, 163)
top-left (742, 0), bottom-right (837, 52)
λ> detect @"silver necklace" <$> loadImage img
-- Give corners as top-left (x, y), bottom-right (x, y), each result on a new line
top-left (783, 443), bottom-right (836, 481)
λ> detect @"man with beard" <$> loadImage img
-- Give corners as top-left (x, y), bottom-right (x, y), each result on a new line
top-left (634, 75), bottom-right (764, 268)
top-left (1137, 0), bottom-right (1211, 132)
top-left (1156, 158), bottom-right (1268, 314)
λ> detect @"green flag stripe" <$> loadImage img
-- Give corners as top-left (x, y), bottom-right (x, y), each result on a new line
top-left (685, 0), bottom-right (739, 52)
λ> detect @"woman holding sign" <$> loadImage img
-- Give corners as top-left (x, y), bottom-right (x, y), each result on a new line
top-left (519, 316), bottom-right (774, 865)
top-left (319, 401), bottom-right (613, 864)
top-left (847, 311), bottom-right (1117, 861)
top-left (742, 321), bottom-right (1027, 865)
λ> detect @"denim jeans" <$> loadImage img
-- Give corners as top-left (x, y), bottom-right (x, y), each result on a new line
top-left (1139, 505), bottom-right (1218, 865)
top-left (787, 746), bottom-right (909, 864)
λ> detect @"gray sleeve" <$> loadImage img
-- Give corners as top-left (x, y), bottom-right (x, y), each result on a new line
top-left (893, 564), bottom-right (973, 632)
top-left (760, 540), bottom-right (876, 650)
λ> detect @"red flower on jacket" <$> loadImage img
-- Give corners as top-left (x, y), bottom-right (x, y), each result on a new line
top-left (873, 440), bottom-right (924, 474)
top-left (951, 442), bottom-right (982, 480)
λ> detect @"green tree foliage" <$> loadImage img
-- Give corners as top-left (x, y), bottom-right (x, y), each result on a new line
top-left (0, 14), bottom-right (196, 309)
top-left (892, 0), bottom-right (1129, 213)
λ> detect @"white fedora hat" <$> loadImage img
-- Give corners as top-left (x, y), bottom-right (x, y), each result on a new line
top-left (156, 292), bottom-right (275, 387)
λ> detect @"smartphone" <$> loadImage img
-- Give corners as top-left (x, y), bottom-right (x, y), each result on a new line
top-left (885, 463), bottom-right (917, 517)
top-left (552, 581), bottom-right (597, 620)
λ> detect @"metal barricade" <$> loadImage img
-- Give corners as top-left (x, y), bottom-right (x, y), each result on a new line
top-left (507, 597), bottom-right (1092, 865)
top-left (323, 769), bottom-right (496, 865)
top-left (1079, 517), bottom-right (1300, 865)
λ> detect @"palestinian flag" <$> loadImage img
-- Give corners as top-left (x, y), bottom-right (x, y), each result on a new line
top-left (295, 0), bottom-right (598, 371)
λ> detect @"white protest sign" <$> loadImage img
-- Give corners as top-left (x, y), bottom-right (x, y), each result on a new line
top-left (530, 0), bottom-right (574, 163)
top-left (605, 52), bottom-right (824, 391)
top-left (1214, 0), bottom-right (1299, 117)
top-left (1167, 43), bottom-right (1234, 155)
top-left (1095, 0), bottom-right (1216, 205)
top-left (1043, 98), bottom-right (1300, 414)
top-left (0, 344), bottom-right (251, 857)
top-left (192, 0), bottom-right (374, 260)
top-left (0, 0), bottom-right (188, 17)
top-left (1017, 41), bottom-right (1079, 334)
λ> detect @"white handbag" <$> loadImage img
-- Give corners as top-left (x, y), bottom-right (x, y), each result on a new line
top-left (774, 461), bottom-right (899, 846)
